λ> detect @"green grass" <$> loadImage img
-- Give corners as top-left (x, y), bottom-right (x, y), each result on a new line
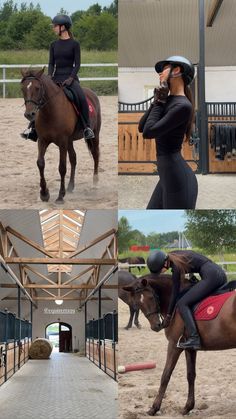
top-left (119, 249), bottom-right (236, 279)
top-left (0, 49), bottom-right (117, 97)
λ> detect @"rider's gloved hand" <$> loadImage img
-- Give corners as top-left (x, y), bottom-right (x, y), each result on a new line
top-left (162, 314), bottom-right (171, 328)
top-left (63, 77), bottom-right (74, 86)
top-left (154, 81), bottom-right (169, 103)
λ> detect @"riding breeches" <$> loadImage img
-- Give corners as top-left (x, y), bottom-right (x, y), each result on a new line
top-left (177, 262), bottom-right (227, 318)
top-left (70, 80), bottom-right (90, 127)
top-left (147, 152), bottom-right (198, 209)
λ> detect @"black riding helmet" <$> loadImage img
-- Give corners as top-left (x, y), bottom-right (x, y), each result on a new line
top-left (52, 15), bottom-right (72, 30)
top-left (155, 56), bottom-right (195, 85)
top-left (147, 250), bottom-right (168, 274)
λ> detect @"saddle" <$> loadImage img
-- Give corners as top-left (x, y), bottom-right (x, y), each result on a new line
top-left (177, 280), bottom-right (236, 321)
top-left (63, 86), bottom-right (94, 117)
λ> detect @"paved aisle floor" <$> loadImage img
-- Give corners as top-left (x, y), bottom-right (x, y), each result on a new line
top-left (0, 353), bottom-right (117, 419)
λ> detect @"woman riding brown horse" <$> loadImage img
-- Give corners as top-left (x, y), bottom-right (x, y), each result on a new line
top-left (124, 272), bottom-right (236, 415)
top-left (21, 14), bottom-right (95, 142)
top-left (21, 67), bottom-right (101, 203)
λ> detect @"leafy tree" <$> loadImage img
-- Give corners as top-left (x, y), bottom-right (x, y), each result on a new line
top-left (146, 232), bottom-right (160, 249)
top-left (73, 12), bottom-right (117, 50)
top-left (104, 0), bottom-right (117, 17)
top-left (87, 3), bottom-right (102, 16)
top-left (0, 0), bottom-right (17, 22)
top-left (6, 9), bottom-right (43, 46)
top-left (24, 16), bottom-right (56, 49)
top-left (118, 216), bottom-right (134, 253)
top-left (185, 210), bottom-right (236, 254)
top-left (58, 8), bottom-right (69, 15)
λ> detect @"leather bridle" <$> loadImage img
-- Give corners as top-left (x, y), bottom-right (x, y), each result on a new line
top-left (134, 285), bottom-right (163, 321)
top-left (21, 76), bottom-right (62, 112)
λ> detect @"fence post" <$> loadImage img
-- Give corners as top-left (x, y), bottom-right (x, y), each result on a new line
top-left (3, 67), bottom-right (6, 99)
top-left (112, 310), bottom-right (117, 381)
top-left (4, 309), bottom-right (8, 382)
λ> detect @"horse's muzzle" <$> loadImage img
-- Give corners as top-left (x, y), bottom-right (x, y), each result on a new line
top-left (24, 111), bottom-right (36, 121)
top-left (151, 323), bottom-right (162, 332)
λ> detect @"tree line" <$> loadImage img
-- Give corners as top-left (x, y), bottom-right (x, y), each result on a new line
top-left (0, 1), bottom-right (117, 50)
top-left (119, 210), bottom-right (236, 254)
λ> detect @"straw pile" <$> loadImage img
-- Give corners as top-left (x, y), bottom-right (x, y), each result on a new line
top-left (29, 338), bottom-right (53, 359)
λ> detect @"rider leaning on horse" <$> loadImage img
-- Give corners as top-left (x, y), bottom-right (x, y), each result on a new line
top-left (147, 250), bottom-right (227, 350)
top-left (21, 14), bottom-right (95, 142)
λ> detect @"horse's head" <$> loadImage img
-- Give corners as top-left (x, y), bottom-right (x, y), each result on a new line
top-left (21, 67), bottom-right (46, 120)
top-left (123, 277), bottom-right (163, 332)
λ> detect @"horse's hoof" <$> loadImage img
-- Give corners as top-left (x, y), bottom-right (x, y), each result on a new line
top-left (67, 184), bottom-right (74, 193)
top-left (93, 174), bottom-right (99, 185)
top-left (182, 404), bottom-right (194, 415)
top-left (136, 324), bottom-right (142, 329)
top-left (55, 198), bottom-right (64, 204)
top-left (40, 191), bottom-right (50, 202)
top-left (147, 407), bottom-right (157, 416)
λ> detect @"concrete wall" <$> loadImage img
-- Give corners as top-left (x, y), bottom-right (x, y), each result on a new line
top-left (119, 66), bottom-right (236, 103)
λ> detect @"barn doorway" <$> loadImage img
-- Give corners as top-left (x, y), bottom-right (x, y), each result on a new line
top-left (45, 322), bottom-right (72, 352)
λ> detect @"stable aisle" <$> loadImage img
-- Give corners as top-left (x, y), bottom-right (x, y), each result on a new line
top-left (0, 352), bottom-right (117, 419)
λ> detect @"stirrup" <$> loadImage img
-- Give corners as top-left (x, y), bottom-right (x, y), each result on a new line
top-left (177, 335), bottom-right (201, 350)
top-left (83, 127), bottom-right (95, 140)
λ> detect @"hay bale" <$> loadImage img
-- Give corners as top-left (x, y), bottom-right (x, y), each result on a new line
top-left (29, 338), bottom-right (53, 359)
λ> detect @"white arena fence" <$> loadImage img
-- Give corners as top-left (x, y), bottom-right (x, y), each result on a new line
top-left (0, 63), bottom-right (118, 98)
top-left (118, 262), bottom-right (236, 276)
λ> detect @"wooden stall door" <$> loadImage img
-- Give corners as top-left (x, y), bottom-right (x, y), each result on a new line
top-left (118, 112), bottom-right (198, 174)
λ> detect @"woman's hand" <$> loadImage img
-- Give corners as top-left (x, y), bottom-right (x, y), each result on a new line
top-left (162, 314), bottom-right (171, 328)
top-left (154, 81), bottom-right (169, 103)
top-left (62, 77), bottom-right (74, 86)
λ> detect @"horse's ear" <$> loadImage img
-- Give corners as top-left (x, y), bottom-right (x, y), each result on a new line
top-left (141, 278), bottom-right (148, 287)
top-left (36, 67), bottom-right (45, 79)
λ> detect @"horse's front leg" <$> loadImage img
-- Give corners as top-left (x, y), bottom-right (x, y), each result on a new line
top-left (182, 349), bottom-right (197, 415)
top-left (56, 144), bottom-right (68, 203)
top-left (37, 140), bottom-right (50, 202)
top-left (125, 306), bottom-right (134, 330)
top-left (134, 309), bottom-right (141, 329)
top-left (67, 141), bottom-right (76, 192)
top-left (148, 341), bottom-right (183, 416)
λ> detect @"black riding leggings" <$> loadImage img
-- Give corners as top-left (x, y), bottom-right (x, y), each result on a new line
top-left (177, 262), bottom-right (227, 324)
top-left (70, 80), bottom-right (90, 127)
top-left (147, 152), bottom-right (198, 209)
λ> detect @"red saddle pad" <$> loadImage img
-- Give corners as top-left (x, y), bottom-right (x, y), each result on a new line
top-left (194, 291), bottom-right (234, 321)
top-left (71, 98), bottom-right (94, 116)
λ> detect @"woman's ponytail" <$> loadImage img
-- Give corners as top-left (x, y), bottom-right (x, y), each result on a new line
top-left (168, 252), bottom-right (191, 274)
top-left (184, 84), bottom-right (195, 143)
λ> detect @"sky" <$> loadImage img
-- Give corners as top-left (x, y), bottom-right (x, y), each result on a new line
top-left (118, 210), bottom-right (187, 234)
top-left (13, 0), bottom-right (113, 17)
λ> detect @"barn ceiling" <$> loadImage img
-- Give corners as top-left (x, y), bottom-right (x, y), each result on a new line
top-left (0, 210), bottom-right (117, 306)
top-left (119, 0), bottom-right (236, 67)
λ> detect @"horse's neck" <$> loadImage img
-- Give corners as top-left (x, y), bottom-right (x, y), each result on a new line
top-left (151, 273), bottom-right (189, 316)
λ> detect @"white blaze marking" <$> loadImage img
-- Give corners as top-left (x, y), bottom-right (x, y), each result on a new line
top-left (140, 294), bottom-right (144, 303)
top-left (27, 82), bottom-right (32, 90)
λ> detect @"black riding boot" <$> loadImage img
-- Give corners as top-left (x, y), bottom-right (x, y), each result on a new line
top-left (21, 121), bottom-right (38, 142)
top-left (177, 306), bottom-right (201, 350)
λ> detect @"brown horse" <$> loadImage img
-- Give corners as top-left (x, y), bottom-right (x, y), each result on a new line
top-left (21, 68), bottom-right (101, 203)
top-left (124, 273), bottom-right (236, 416)
top-left (118, 270), bottom-right (141, 330)
top-left (118, 256), bottom-right (146, 272)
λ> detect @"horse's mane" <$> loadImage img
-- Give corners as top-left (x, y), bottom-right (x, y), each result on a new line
top-left (138, 272), bottom-right (190, 292)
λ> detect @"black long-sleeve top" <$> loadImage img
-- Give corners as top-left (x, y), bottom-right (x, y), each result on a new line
top-left (138, 96), bottom-right (192, 156)
top-left (48, 38), bottom-right (81, 82)
top-left (167, 250), bottom-right (211, 315)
